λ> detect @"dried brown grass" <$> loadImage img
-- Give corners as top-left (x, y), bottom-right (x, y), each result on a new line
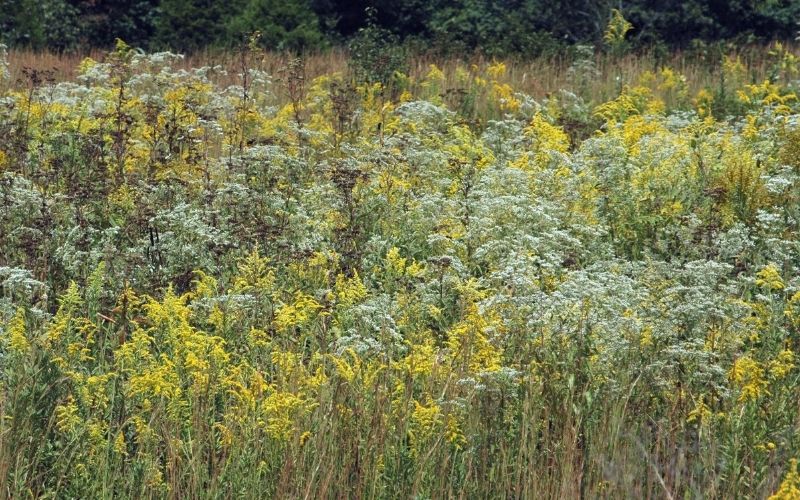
top-left (4, 43), bottom-right (793, 104)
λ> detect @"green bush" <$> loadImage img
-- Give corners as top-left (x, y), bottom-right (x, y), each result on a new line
top-left (153, 0), bottom-right (234, 51)
top-left (226, 0), bottom-right (325, 51)
top-left (0, 0), bottom-right (82, 49)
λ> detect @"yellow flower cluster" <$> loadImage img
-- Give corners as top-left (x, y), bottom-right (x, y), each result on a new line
top-left (4, 307), bottom-right (29, 353)
top-left (274, 291), bottom-right (323, 332)
top-left (756, 263), bottom-right (785, 290)
top-left (770, 459), bottom-right (800, 500)
top-left (604, 9), bottom-right (632, 48)
top-left (729, 356), bottom-right (768, 403)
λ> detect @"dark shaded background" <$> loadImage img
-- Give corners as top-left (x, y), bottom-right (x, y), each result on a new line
top-left (1, 0), bottom-right (798, 54)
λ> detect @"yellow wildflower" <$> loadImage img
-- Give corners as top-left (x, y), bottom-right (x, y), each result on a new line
top-left (687, 395), bottom-right (712, 425)
top-left (770, 459), bottom-right (800, 500)
top-left (756, 264), bottom-right (784, 290)
top-left (604, 9), bottom-right (632, 48)
top-left (55, 397), bottom-right (81, 434)
top-left (5, 307), bottom-right (29, 353)
top-left (409, 400), bottom-right (442, 455)
top-left (274, 291), bottom-right (322, 332)
top-left (729, 356), bottom-right (768, 402)
top-left (334, 271), bottom-right (368, 307)
top-left (487, 61), bottom-right (506, 79)
top-left (447, 304), bottom-right (503, 373)
top-left (113, 431), bottom-right (128, 456)
top-left (769, 349), bottom-right (795, 380)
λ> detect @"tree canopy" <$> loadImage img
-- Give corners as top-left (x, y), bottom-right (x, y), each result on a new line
top-left (1, 0), bottom-right (798, 53)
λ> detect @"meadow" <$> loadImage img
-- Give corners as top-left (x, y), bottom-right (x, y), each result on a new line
top-left (2, 35), bottom-right (800, 498)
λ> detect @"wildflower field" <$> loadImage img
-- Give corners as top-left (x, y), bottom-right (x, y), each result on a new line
top-left (3, 37), bottom-right (800, 498)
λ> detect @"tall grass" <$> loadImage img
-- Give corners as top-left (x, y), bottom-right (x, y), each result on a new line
top-left (5, 43), bottom-right (794, 104)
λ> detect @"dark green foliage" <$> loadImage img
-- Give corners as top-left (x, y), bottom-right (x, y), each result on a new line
top-left (0, 0), bottom-right (82, 49)
top-left (75, 0), bottom-right (159, 48)
top-left (347, 8), bottom-right (405, 85)
top-left (0, 0), bottom-right (798, 53)
top-left (425, 0), bottom-right (570, 57)
top-left (226, 0), bottom-right (325, 51)
top-left (153, 0), bottom-right (235, 51)
top-left (625, 0), bottom-right (800, 46)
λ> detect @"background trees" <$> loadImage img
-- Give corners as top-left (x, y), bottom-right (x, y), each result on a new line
top-left (0, 0), bottom-right (798, 54)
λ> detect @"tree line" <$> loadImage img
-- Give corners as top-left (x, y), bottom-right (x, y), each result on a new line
top-left (1, 0), bottom-right (798, 55)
